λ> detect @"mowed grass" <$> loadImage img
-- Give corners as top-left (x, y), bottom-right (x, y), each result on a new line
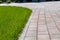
top-left (0, 6), bottom-right (32, 40)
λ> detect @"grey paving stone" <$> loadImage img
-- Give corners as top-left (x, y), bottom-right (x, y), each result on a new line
top-left (25, 37), bottom-right (36, 40)
top-left (49, 29), bottom-right (60, 35)
top-left (38, 35), bottom-right (50, 40)
top-left (50, 35), bottom-right (60, 39)
top-left (30, 20), bottom-right (37, 23)
top-left (28, 27), bottom-right (37, 31)
top-left (29, 24), bottom-right (37, 28)
top-left (47, 23), bottom-right (56, 28)
top-left (26, 30), bottom-right (36, 37)
top-left (38, 21), bottom-right (45, 25)
top-left (30, 23), bottom-right (37, 25)
top-left (18, 2), bottom-right (60, 40)
top-left (38, 26), bottom-right (47, 32)
top-left (38, 31), bottom-right (48, 35)
top-left (51, 39), bottom-right (60, 40)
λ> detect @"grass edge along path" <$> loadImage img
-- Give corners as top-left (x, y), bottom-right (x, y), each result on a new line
top-left (0, 6), bottom-right (32, 40)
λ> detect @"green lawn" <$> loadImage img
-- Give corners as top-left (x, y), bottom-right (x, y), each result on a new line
top-left (0, 6), bottom-right (32, 40)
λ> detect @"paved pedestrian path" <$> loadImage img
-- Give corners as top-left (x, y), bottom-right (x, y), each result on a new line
top-left (0, 1), bottom-right (60, 40)
top-left (19, 2), bottom-right (60, 40)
